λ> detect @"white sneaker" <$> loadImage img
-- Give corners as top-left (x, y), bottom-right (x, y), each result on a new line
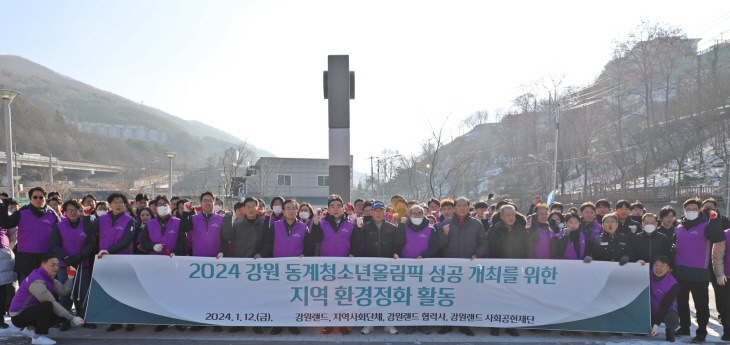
top-left (384, 326), bottom-right (398, 334)
top-left (361, 326), bottom-right (374, 334)
top-left (32, 335), bottom-right (57, 345)
top-left (21, 327), bottom-right (36, 338)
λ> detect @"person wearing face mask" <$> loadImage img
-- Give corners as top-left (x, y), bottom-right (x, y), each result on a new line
top-left (297, 203), bottom-right (314, 228)
top-left (83, 193), bottom-right (137, 332)
top-left (94, 202), bottom-right (109, 218)
top-left (673, 197), bottom-right (725, 343)
top-left (591, 213), bottom-right (632, 265)
top-left (362, 200), bottom-right (374, 223)
top-left (264, 196), bottom-right (285, 234)
top-left (0, 198), bottom-right (19, 329)
top-left (50, 200), bottom-right (96, 332)
top-left (310, 194), bottom-right (361, 335)
top-left (0, 187), bottom-right (61, 286)
top-left (658, 206), bottom-right (677, 243)
top-left (650, 255), bottom-right (680, 342)
top-left (629, 213), bottom-right (671, 266)
top-left (260, 199), bottom-right (311, 336)
top-left (214, 198), bottom-right (225, 215)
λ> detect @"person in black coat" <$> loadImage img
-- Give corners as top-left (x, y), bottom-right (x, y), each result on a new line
top-left (592, 213), bottom-right (632, 265)
top-left (629, 213), bottom-right (671, 265)
top-left (615, 200), bottom-right (642, 236)
top-left (658, 206), bottom-right (677, 244)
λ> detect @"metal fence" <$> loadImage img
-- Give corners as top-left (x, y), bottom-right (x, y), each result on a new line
top-left (555, 185), bottom-right (726, 204)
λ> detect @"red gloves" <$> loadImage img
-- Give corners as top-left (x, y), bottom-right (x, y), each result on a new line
top-left (67, 266), bottom-right (77, 278)
top-left (97, 250), bottom-right (109, 259)
top-left (83, 206), bottom-right (94, 216)
top-left (194, 205), bottom-right (202, 213)
top-left (710, 209), bottom-right (718, 220)
top-left (184, 202), bottom-right (193, 211)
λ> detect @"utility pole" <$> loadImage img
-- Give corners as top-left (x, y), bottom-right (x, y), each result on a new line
top-left (367, 154), bottom-right (378, 196)
top-left (48, 154), bottom-right (53, 192)
top-left (552, 103), bottom-right (561, 194)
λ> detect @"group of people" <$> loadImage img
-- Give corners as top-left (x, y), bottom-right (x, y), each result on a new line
top-left (1, 187), bottom-right (729, 344)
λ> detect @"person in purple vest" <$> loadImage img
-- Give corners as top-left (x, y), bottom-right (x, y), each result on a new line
top-left (83, 192), bottom-right (137, 333)
top-left (650, 255), bottom-right (680, 342)
top-left (49, 200), bottom-right (96, 332)
top-left (261, 199), bottom-right (311, 336)
top-left (711, 227), bottom-right (730, 341)
top-left (0, 187), bottom-right (61, 285)
top-left (310, 194), bottom-right (361, 335)
top-left (672, 197), bottom-right (725, 343)
top-left (179, 191), bottom-right (226, 333)
top-left (263, 196), bottom-right (285, 234)
top-left (394, 203), bottom-right (438, 336)
top-left (9, 254), bottom-right (85, 345)
top-left (297, 203), bottom-right (314, 228)
top-left (47, 198), bottom-right (63, 220)
top-left (527, 203), bottom-right (554, 259)
top-left (554, 213), bottom-right (592, 265)
top-left (579, 202), bottom-right (603, 240)
top-left (0, 198), bottom-right (19, 329)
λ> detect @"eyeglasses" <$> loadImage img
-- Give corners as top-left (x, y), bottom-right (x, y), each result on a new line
top-left (536, 212), bottom-right (548, 216)
top-left (32, 196), bottom-right (45, 200)
top-left (111, 202), bottom-right (125, 206)
top-left (65, 209), bottom-right (79, 213)
top-left (603, 220), bottom-right (618, 224)
top-left (411, 213), bottom-right (424, 217)
top-left (47, 263), bottom-right (60, 268)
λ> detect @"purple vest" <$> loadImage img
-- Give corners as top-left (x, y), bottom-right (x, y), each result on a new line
top-left (587, 220), bottom-right (603, 241)
top-left (9, 267), bottom-right (54, 314)
top-left (320, 218), bottom-right (353, 257)
top-left (725, 229), bottom-right (730, 277)
top-left (99, 213), bottom-right (134, 254)
top-left (674, 221), bottom-right (710, 269)
top-left (650, 271), bottom-right (678, 315)
top-left (532, 224), bottom-right (554, 259)
top-left (273, 219), bottom-right (307, 257)
top-left (147, 216), bottom-right (181, 256)
top-left (401, 224), bottom-right (433, 259)
top-left (57, 218), bottom-right (89, 267)
top-left (17, 208), bottom-right (57, 253)
top-left (558, 229), bottom-right (586, 260)
top-left (189, 213), bottom-right (224, 257)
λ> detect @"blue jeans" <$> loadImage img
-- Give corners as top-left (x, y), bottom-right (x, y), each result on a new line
top-left (56, 265), bottom-right (91, 318)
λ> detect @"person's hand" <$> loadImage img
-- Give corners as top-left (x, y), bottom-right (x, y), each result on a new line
top-left (254, 254), bottom-right (261, 259)
top-left (265, 209), bottom-right (273, 217)
top-left (97, 250), bottom-right (109, 259)
top-left (299, 254), bottom-right (305, 258)
top-left (137, 244), bottom-right (148, 253)
top-left (393, 254), bottom-right (399, 260)
top-left (348, 254), bottom-right (354, 258)
top-left (66, 266), bottom-right (77, 279)
top-left (400, 217), bottom-right (407, 224)
top-left (525, 217), bottom-right (532, 228)
top-left (470, 255), bottom-right (476, 261)
top-left (184, 201), bottom-right (193, 212)
top-left (534, 195), bottom-right (541, 203)
top-left (630, 225), bottom-right (637, 233)
top-left (583, 256), bottom-right (592, 263)
top-left (710, 209), bottom-right (718, 220)
top-left (313, 214), bottom-right (321, 225)
top-left (62, 256), bottom-right (74, 267)
top-left (638, 260), bottom-right (646, 266)
top-left (718, 275), bottom-right (727, 286)
top-left (356, 217), bottom-right (364, 227)
top-left (619, 255), bottom-right (629, 266)
top-left (562, 228), bottom-right (571, 236)
top-left (194, 205), bottom-right (203, 213)
top-left (166, 249), bottom-right (174, 257)
top-left (153, 244), bottom-right (164, 252)
top-left (70, 254), bottom-right (83, 267)
top-left (416, 256), bottom-right (423, 259)
top-left (83, 206), bottom-right (94, 216)
top-left (216, 252), bottom-right (224, 259)
top-left (443, 224), bottom-right (450, 236)
top-left (71, 316), bottom-right (85, 327)
top-left (649, 324), bottom-right (659, 336)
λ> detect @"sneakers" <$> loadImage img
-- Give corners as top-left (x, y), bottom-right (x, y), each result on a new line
top-left (22, 326), bottom-right (36, 338)
top-left (0, 320), bottom-right (9, 329)
top-left (31, 335), bottom-right (57, 345)
top-left (59, 321), bottom-right (71, 332)
top-left (361, 326), bottom-right (374, 334)
top-left (675, 327), bottom-right (691, 336)
top-left (384, 326), bottom-right (398, 334)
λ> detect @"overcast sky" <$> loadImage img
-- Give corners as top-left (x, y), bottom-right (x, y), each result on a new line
top-left (3, 0), bottom-right (730, 172)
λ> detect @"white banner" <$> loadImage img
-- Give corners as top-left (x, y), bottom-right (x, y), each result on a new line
top-left (86, 256), bottom-right (650, 333)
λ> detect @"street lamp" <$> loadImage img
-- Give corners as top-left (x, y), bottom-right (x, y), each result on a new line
top-left (164, 152), bottom-right (176, 197)
top-left (151, 181), bottom-right (156, 197)
top-left (0, 89), bottom-right (20, 198)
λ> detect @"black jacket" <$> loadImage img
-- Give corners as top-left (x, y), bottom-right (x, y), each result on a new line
top-left (221, 213), bottom-right (265, 258)
top-left (592, 231), bottom-right (632, 262)
top-left (629, 231), bottom-right (671, 264)
top-left (357, 219), bottom-right (398, 258)
top-left (487, 212), bottom-right (533, 259)
top-left (617, 217), bottom-right (642, 236)
top-left (394, 220), bottom-right (439, 258)
top-left (50, 219), bottom-right (97, 266)
top-left (657, 225), bottom-right (676, 244)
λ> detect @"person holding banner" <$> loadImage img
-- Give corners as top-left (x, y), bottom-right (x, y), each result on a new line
top-left (261, 198), bottom-right (311, 335)
top-left (50, 200), bottom-right (96, 331)
top-left (673, 197), bottom-right (725, 343)
top-left (591, 213), bottom-right (632, 265)
top-left (630, 213), bottom-right (671, 265)
top-left (527, 203), bottom-right (554, 259)
top-left (0, 187), bottom-right (61, 286)
top-left (553, 213), bottom-right (591, 264)
top-left (221, 196), bottom-right (265, 334)
top-left (438, 197), bottom-right (488, 337)
top-left (650, 255), bottom-right (679, 342)
top-left (84, 193), bottom-right (138, 332)
top-left (9, 254), bottom-right (85, 345)
top-left (180, 192), bottom-right (226, 333)
top-left (394, 203), bottom-right (438, 335)
top-left (311, 194), bottom-right (361, 335)
top-left (579, 202), bottom-right (603, 241)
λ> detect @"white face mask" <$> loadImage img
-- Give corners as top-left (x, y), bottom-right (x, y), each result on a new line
top-left (685, 211), bottom-right (699, 221)
top-left (643, 225), bottom-right (656, 233)
top-left (411, 217), bottom-right (424, 226)
top-left (273, 205), bottom-right (282, 214)
top-left (96, 210), bottom-right (108, 217)
top-left (213, 205), bottom-right (222, 213)
top-left (157, 206), bottom-right (170, 217)
top-left (299, 211), bottom-right (309, 220)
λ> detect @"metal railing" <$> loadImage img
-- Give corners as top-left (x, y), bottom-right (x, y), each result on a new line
top-left (555, 185), bottom-right (725, 204)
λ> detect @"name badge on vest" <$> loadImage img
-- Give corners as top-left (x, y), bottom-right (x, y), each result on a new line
top-left (600, 242), bottom-right (608, 245)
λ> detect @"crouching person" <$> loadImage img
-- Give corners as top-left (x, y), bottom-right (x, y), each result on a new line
top-left (10, 254), bottom-right (85, 345)
top-left (651, 255), bottom-right (679, 342)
